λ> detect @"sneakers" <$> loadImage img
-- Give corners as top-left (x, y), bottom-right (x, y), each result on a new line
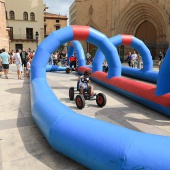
top-left (5, 75), bottom-right (8, 79)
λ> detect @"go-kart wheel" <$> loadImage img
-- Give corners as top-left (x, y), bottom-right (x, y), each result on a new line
top-left (69, 87), bottom-right (74, 100)
top-left (96, 93), bottom-right (107, 107)
top-left (66, 68), bottom-right (71, 74)
top-left (75, 95), bottom-right (85, 109)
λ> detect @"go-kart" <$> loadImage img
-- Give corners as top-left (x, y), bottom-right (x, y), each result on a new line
top-left (66, 67), bottom-right (77, 73)
top-left (66, 61), bottom-right (78, 74)
top-left (69, 81), bottom-right (107, 109)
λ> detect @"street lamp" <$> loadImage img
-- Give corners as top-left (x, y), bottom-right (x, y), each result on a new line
top-left (35, 31), bottom-right (39, 48)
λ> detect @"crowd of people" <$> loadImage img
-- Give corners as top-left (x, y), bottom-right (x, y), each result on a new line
top-left (48, 50), bottom-right (67, 66)
top-left (48, 51), bottom-right (94, 68)
top-left (0, 48), bottom-right (34, 79)
top-left (126, 50), bottom-right (143, 69)
top-left (1, 47), bottom-right (165, 81)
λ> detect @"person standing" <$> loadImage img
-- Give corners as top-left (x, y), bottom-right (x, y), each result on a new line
top-left (0, 48), bottom-right (10, 79)
top-left (136, 53), bottom-right (142, 69)
top-left (20, 48), bottom-right (28, 76)
top-left (131, 50), bottom-right (137, 68)
top-left (14, 49), bottom-right (24, 80)
top-left (52, 51), bottom-right (58, 65)
top-left (60, 50), bottom-right (66, 65)
top-left (0, 49), bottom-right (3, 77)
top-left (26, 58), bottom-right (31, 78)
top-left (126, 51), bottom-right (132, 67)
top-left (158, 51), bottom-right (163, 70)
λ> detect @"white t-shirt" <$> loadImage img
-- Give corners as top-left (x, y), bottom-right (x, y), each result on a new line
top-left (131, 53), bottom-right (137, 60)
top-left (14, 52), bottom-right (21, 65)
top-left (86, 53), bottom-right (91, 59)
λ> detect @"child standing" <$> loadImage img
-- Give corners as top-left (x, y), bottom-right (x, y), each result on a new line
top-left (27, 58), bottom-right (31, 77)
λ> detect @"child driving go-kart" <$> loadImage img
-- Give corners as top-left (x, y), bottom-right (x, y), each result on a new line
top-left (66, 53), bottom-right (77, 73)
top-left (77, 70), bottom-right (95, 97)
top-left (69, 70), bottom-right (107, 109)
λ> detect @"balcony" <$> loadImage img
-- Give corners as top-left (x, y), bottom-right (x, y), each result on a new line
top-left (9, 34), bottom-right (36, 42)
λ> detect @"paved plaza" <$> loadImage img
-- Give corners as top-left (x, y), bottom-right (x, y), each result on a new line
top-left (0, 64), bottom-right (170, 170)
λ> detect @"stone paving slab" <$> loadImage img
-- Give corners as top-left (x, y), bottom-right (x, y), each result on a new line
top-left (0, 64), bottom-right (170, 170)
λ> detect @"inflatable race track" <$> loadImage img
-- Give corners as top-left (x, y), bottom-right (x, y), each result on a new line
top-left (30, 25), bottom-right (170, 170)
top-left (93, 34), bottom-right (159, 83)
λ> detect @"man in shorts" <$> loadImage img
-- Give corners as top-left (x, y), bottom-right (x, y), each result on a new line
top-left (0, 48), bottom-right (10, 79)
top-left (20, 48), bottom-right (28, 76)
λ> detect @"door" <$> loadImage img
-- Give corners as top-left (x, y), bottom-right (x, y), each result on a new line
top-left (15, 44), bottom-right (23, 51)
top-left (135, 20), bottom-right (157, 59)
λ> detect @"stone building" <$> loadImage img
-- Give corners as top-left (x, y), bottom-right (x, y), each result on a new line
top-left (44, 12), bottom-right (67, 37)
top-left (5, 0), bottom-right (45, 52)
top-left (69, 0), bottom-right (170, 59)
top-left (44, 12), bottom-right (68, 51)
top-left (0, 0), bottom-right (9, 51)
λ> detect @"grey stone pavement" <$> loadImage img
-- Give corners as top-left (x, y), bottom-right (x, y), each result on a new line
top-left (0, 63), bottom-right (170, 170)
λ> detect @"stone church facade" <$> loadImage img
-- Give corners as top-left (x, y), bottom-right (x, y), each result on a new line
top-left (70, 0), bottom-right (170, 59)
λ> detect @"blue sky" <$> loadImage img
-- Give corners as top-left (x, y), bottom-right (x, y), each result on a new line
top-left (43, 0), bottom-right (75, 25)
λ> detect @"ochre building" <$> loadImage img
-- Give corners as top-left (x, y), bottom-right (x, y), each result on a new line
top-left (69, 0), bottom-right (170, 59)
top-left (0, 0), bottom-right (9, 51)
top-left (44, 12), bottom-right (67, 37)
top-left (5, 0), bottom-right (45, 52)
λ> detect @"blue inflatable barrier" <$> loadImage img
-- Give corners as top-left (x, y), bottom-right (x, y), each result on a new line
top-left (46, 65), bottom-right (66, 72)
top-left (67, 40), bottom-right (86, 67)
top-left (156, 47), bottom-right (170, 95)
top-left (68, 35), bottom-right (158, 83)
top-left (93, 34), bottom-right (159, 83)
top-left (30, 25), bottom-right (170, 170)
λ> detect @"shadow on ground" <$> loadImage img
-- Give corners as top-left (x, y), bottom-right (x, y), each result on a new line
top-left (6, 79), bottom-right (88, 169)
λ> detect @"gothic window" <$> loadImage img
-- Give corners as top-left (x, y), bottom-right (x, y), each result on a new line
top-left (30, 12), bottom-right (35, 21)
top-left (23, 12), bottom-right (28, 20)
top-left (9, 10), bottom-right (15, 20)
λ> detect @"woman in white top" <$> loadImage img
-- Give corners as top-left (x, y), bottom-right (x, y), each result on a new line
top-left (53, 51), bottom-right (58, 65)
top-left (14, 49), bottom-right (24, 80)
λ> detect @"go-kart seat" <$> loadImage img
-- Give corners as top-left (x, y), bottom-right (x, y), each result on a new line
top-left (77, 80), bottom-right (89, 93)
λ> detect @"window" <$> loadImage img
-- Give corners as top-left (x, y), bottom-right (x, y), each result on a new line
top-left (7, 27), bottom-right (13, 40)
top-left (30, 12), bottom-right (35, 21)
top-left (26, 28), bottom-right (33, 39)
top-left (9, 10), bottom-right (15, 20)
top-left (23, 12), bottom-right (28, 20)
top-left (56, 26), bottom-right (60, 30)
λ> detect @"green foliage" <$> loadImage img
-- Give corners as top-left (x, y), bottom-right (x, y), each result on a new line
top-left (90, 48), bottom-right (97, 58)
top-left (57, 44), bottom-right (64, 52)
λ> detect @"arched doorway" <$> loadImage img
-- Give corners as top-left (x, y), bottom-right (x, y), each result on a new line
top-left (115, 2), bottom-right (168, 60)
top-left (135, 20), bottom-right (157, 59)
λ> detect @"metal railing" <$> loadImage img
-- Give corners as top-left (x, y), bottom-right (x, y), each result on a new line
top-left (10, 34), bottom-right (35, 40)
